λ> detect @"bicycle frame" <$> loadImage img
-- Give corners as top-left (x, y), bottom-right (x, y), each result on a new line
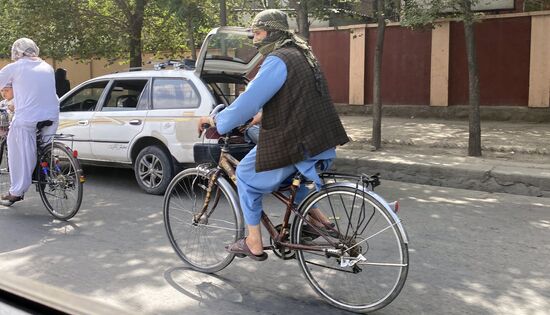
top-left (196, 135), bottom-right (340, 254)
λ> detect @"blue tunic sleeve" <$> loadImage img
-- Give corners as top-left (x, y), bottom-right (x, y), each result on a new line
top-left (215, 55), bottom-right (287, 135)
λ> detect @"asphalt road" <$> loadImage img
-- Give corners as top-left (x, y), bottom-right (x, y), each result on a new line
top-left (0, 166), bottom-right (549, 314)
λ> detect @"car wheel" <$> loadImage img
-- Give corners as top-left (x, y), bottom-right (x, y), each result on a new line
top-left (134, 145), bottom-right (173, 195)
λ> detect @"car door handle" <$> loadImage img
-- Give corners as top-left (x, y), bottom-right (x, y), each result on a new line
top-left (77, 120), bottom-right (89, 126)
top-left (129, 119), bottom-right (142, 125)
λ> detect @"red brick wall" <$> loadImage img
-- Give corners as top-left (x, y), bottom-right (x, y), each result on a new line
top-left (448, 17), bottom-right (531, 106)
top-left (310, 30), bottom-right (350, 103)
top-left (364, 26), bottom-right (432, 105)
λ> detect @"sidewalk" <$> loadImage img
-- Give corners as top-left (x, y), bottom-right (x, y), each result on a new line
top-left (334, 115), bottom-right (550, 197)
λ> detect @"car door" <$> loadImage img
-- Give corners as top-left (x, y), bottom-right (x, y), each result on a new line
top-left (89, 79), bottom-right (149, 162)
top-left (58, 80), bottom-right (110, 160)
top-left (142, 76), bottom-right (203, 164)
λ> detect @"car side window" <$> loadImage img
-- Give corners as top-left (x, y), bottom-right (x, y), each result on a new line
top-left (102, 79), bottom-right (148, 111)
top-left (60, 81), bottom-right (108, 112)
top-left (152, 78), bottom-right (201, 109)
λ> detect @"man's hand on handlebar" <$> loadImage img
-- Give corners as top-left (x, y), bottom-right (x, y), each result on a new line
top-left (197, 116), bottom-right (215, 137)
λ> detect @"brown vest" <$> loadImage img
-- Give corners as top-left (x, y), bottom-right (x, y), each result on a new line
top-left (256, 46), bottom-right (349, 172)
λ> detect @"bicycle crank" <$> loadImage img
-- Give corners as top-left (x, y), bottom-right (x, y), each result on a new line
top-left (269, 224), bottom-right (295, 260)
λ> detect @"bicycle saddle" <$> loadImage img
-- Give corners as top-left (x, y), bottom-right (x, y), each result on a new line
top-left (36, 120), bottom-right (53, 130)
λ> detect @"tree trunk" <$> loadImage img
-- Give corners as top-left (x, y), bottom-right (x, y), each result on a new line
top-left (186, 14), bottom-right (197, 60)
top-left (219, 0), bottom-right (229, 96)
top-left (289, 0), bottom-right (309, 40)
top-left (220, 0), bottom-right (227, 26)
top-left (372, 0), bottom-right (386, 150)
top-left (128, 0), bottom-right (146, 69)
top-left (463, 0), bottom-right (482, 156)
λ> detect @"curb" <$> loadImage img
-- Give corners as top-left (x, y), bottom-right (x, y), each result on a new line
top-left (333, 150), bottom-right (550, 197)
top-left (335, 104), bottom-right (550, 122)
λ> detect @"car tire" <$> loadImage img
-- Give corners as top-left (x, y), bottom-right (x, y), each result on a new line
top-left (134, 145), bottom-right (173, 195)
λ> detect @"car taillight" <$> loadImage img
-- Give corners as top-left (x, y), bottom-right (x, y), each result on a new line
top-left (72, 150), bottom-right (78, 158)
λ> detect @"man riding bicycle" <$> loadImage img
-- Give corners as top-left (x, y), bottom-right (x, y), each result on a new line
top-left (198, 9), bottom-right (349, 261)
top-left (0, 38), bottom-right (59, 206)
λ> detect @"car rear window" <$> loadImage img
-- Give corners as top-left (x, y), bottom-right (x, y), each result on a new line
top-left (152, 78), bottom-right (200, 109)
top-left (102, 79), bottom-right (148, 111)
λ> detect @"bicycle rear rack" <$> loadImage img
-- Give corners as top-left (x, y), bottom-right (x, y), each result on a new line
top-left (320, 172), bottom-right (380, 190)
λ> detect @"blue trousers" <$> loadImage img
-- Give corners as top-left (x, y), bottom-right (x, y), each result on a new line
top-left (235, 146), bottom-right (335, 225)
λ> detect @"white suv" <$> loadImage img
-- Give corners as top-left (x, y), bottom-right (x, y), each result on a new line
top-left (58, 27), bottom-right (261, 194)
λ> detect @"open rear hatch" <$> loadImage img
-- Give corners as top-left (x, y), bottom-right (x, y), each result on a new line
top-left (195, 26), bottom-right (262, 79)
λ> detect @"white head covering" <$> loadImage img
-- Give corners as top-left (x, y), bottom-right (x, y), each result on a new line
top-left (11, 38), bottom-right (40, 61)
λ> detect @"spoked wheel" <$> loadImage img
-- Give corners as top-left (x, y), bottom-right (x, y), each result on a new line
top-left (292, 185), bottom-right (409, 313)
top-left (163, 168), bottom-right (244, 273)
top-left (0, 139), bottom-right (10, 194)
top-left (38, 143), bottom-right (83, 220)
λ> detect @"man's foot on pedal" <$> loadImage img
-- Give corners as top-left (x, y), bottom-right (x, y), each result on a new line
top-left (1, 193), bottom-right (23, 206)
top-left (301, 222), bottom-right (340, 241)
top-left (225, 237), bottom-right (268, 261)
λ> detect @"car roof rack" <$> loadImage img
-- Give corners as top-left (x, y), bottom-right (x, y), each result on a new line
top-left (112, 66), bottom-right (144, 73)
top-left (153, 59), bottom-right (195, 71)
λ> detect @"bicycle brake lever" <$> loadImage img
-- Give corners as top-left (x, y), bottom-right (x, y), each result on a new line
top-left (198, 123), bottom-right (211, 138)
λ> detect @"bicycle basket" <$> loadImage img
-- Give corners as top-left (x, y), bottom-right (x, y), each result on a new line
top-left (193, 142), bottom-right (254, 164)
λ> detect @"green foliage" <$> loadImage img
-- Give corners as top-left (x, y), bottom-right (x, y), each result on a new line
top-left (523, 0), bottom-right (550, 11)
top-left (0, 0), bottom-right (407, 62)
top-left (401, 0), bottom-right (481, 29)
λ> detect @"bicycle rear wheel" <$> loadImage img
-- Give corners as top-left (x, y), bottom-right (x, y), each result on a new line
top-left (163, 168), bottom-right (244, 273)
top-left (38, 142), bottom-right (83, 220)
top-left (292, 184), bottom-right (409, 313)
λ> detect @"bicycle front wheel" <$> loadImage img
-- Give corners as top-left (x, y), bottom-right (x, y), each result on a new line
top-left (163, 168), bottom-right (244, 273)
top-left (292, 184), bottom-right (409, 313)
top-left (38, 142), bottom-right (83, 220)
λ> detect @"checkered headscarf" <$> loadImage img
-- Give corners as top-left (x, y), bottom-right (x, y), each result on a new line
top-left (251, 9), bottom-right (320, 71)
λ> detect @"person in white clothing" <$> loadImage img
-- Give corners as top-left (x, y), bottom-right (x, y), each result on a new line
top-left (0, 38), bottom-right (59, 206)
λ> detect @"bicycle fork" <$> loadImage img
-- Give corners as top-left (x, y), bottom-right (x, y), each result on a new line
top-left (193, 169), bottom-right (223, 225)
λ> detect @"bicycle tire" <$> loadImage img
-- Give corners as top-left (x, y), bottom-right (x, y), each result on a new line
top-left (163, 167), bottom-right (244, 273)
top-left (0, 139), bottom-right (9, 194)
top-left (292, 183), bottom-right (409, 313)
top-left (38, 142), bottom-right (83, 220)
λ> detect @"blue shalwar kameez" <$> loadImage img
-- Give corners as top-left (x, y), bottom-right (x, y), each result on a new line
top-left (215, 56), bottom-right (336, 225)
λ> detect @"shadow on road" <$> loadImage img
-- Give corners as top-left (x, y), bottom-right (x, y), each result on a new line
top-left (164, 266), bottom-right (243, 304)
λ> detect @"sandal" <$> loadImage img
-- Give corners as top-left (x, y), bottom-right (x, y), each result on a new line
top-left (0, 193), bottom-right (23, 206)
top-left (225, 238), bottom-right (268, 261)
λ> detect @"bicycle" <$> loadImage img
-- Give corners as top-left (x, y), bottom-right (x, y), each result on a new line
top-left (0, 115), bottom-right (85, 221)
top-left (163, 124), bottom-right (409, 313)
